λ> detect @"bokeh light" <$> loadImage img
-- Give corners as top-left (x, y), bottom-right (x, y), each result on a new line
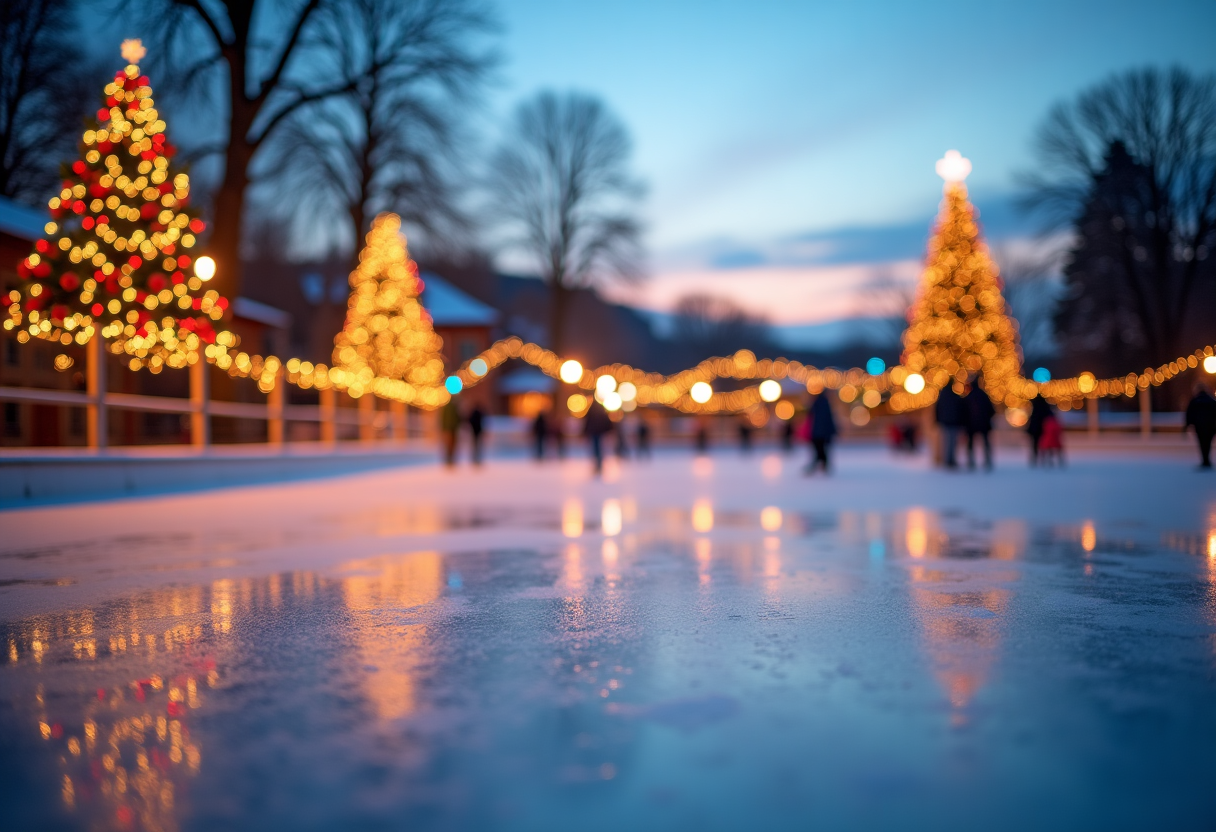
top-left (603, 391), bottom-right (623, 412)
top-left (194, 256), bottom-right (216, 281)
top-left (1032, 367), bottom-right (1051, 383)
top-left (866, 357), bottom-right (886, 375)
top-left (1204, 356), bottom-right (1216, 374)
top-left (758, 379), bottom-right (781, 402)
top-left (690, 381), bottom-right (713, 403)
top-left (774, 401), bottom-right (795, 420)
top-left (559, 359), bottom-right (583, 384)
top-left (469, 358), bottom-right (487, 377)
top-left (444, 375), bottom-right (463, 394)
top-left (903, 373), bottom-right (925, 394)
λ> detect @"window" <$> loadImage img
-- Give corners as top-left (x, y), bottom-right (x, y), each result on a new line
top-left (3, 402), bottom-right (19, 437)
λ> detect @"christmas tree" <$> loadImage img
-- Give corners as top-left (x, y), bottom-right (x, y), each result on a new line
top-left (329, 213), bottom-right (448, 407)
top-left (901, 151), bottom-right (1021, 404)
top-left (7, 40), bottom-right (229, 372)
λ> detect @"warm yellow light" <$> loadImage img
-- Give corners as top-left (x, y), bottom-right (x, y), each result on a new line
top-left (692, 499), bottom-right (714, 533)
top-left (774, 400), bottom-right (795, 421)
top-left (602, 391), bottom-right (622, 412)
top-left (1204, 356), bottom-right (1216, 374)
top-left (562, 499), bottom-right (584, 538)
top-left (861, 389), bottom-right (882, 408)
top-left (759, 379), bottom-right (781, 402)
top-left (596, 374), bottom-right (617, 396)
top-left (601, 499), bottom-right (622, 537)
top-left (903, 373), bottom-right (925, 394)
top-left (690, 381), bottom-right (713, 404)
top-left (1081, 521), bottom-right (1096, 553)
top-left (618, 381), bottom-right (637, 402)
top-left (567, 393), bottom-right (588, 413)
top-left (760, 507), bottom-right (782, 532)
top-left (1077, 372), bottom-right (1095, 394)
top-left (560, 359), bottom-right (583, 384)
top-left (849, 406), bottom-right (870, 426)
top-left (935, 149), bottom-right (971, 183)
top-left (194, 256), bottom-right (216, 281)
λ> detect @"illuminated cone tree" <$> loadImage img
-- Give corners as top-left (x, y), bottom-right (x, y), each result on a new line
top-left (330, 213), bottom-right (448, 406)
top-left (7, 40), bottom-right (228, 372)
top-left (901, 151), bottom-right (1021, 403)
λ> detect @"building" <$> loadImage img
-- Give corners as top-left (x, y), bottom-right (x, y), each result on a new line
top-left (420, 272), bottom-right (498, 412)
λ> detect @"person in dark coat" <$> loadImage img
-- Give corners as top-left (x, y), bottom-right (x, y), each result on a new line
top-left (440, 398), bottom-right (461, 467)
top-left (531, 411), bottom-right (548, 461)
top-left (934, 384), bottom-right (967, 469)
top-left (803, 394), bottom-right (837, 475)
top-left (781, 416), bottom-right (795, 452)
top-left (738, 417), bottom-right (753, 453)
top-left (1026, 395), bottom-right (1053, 467)
top-left (964, 376), bottom-right (996, 470)
top-left (636, 418), bottom-right (651, 459)
top-left (583, 401), bottom-right (613, 475)
top-left (467, 406), bottom-right (485, 466)
top-left (1185, 383), bottom-right (1216, 469)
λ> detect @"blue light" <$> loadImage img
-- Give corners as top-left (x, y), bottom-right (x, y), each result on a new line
top-left (866, 357), bottom-right (886, 375)
top-left (444, 375), bottom-right (463, 394)
top-left (1032, 367), bottom-right (1051, 383)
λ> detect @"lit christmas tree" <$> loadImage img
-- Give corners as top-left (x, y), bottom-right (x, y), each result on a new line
top-left (6, 39), bottom-right (229, 373)
top-left (329, 213), bottom-right (448, 406)
top-left (901, 151), bottom-right (1022, 404)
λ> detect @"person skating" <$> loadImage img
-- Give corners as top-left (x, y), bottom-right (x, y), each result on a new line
top-left (803, 393), bottom-right (837, 475)
top-left (964, 375), bottom-right (995, 470)
top-left (584, 400), bottom-right (613, 475)
top-left (1185, 383), bottom-right (1216, 469)
top-left (531, 411), bottom-right (548, 461)
top-left (1026, 395), bottom-right (1052, 467)
top-left (636, 419), bottom-right (651, 459)
top-left (467, 406), bottom-right (485, 466)
top-left (440, 397), bottom-right (461, 467)
top-left (934, 384), bottom-right (966, 469)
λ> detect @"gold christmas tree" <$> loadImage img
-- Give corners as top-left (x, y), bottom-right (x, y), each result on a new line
top-left (901, 151), bottom-right (1021, 403)
top-left (329, 213), bottom-right (448, 406)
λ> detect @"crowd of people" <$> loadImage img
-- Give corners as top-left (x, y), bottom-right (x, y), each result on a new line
top-left (437, 379), bottom-right (1216, 475)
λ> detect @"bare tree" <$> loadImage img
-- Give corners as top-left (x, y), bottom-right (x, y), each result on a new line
top-left (1022, 66), bottom-right (1216, 367)
top-left (254, 0), bottom-right (490, 264)
top-left (486, 91), bottom-right (644, 365)
top-left (135, 0), bottom-right (493, 299)
top-left (0, 0), bottom-right (91, 204)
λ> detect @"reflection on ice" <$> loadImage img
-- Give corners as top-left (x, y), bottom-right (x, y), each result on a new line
top-left (2, 506), bottom-right (1214, 830)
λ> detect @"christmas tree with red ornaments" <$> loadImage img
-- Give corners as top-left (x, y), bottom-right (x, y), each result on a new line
top-left (10, 39), bottom-right (227, 367)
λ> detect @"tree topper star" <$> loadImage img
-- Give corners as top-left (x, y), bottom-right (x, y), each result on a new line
top-left (121, 39), bottom-right (146, 64)
top-left (935, 149), bottom-right (972, 184)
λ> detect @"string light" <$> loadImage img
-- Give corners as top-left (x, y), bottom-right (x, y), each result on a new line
top-left (7, 134), bottom-right (1214, 417)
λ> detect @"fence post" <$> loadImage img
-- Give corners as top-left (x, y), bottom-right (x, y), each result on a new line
top-left (190, 358), bottom-right (210, 449)
top-left (1086, 395), bottom-right (1098, 437)
top-left (359, 394), bottom-right (376, 443)
top-left (268, 370), bottom-right (285, 446)
top-left (390, 399), bottom-right (406, 442)
top-left (86, 335), bottom-right (107, 451)
top-left (320, 387), bottom-right (336, 444)
top-left (1139, 385), bottom-right (1151, 439)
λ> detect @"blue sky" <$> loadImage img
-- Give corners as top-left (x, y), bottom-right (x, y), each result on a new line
top-left (488, 0), bottom-right (1216, 322)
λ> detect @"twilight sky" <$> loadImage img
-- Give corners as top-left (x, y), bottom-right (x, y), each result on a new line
top-left (488, 0), bottom-right (1216, 325)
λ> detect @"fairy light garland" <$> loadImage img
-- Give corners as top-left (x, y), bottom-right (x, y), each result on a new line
top-left (5, 112), bottom-right (1212, 417)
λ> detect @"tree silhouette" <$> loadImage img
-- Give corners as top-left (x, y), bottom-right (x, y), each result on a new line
top-left (486, 90), bottom-right (644, 369)
top-left (1023, 67), bottom-right (1216, 370)
top-left (135, 0), bottom-right (493, 300)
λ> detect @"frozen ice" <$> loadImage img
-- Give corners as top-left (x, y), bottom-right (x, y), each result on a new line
top-left (0, 445), bottom-right (1214, 830)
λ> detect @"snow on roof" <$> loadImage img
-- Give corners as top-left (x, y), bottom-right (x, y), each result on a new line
top-left (420, 272), bottom-right (498, 327)
top-left (0, 195), bottom-right (47, 241)
top-left (498, 368), bottom-right (556, 395)
top-left (232, 296), bottom-right (291, 330)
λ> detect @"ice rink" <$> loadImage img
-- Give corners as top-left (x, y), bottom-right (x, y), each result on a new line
top-left (2, 444), bottom-right (1214, 830)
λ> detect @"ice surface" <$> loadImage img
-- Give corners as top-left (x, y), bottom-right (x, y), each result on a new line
top-left (1, 446), bottom-right (1214, 830)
